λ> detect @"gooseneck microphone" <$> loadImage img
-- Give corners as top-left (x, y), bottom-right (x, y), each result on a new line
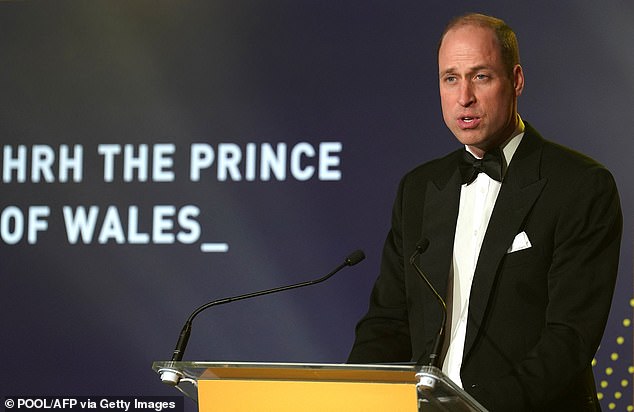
top-left (409, 239), bottom-right (447, 368)
top-left (160, 249), bottom-right (365, 385)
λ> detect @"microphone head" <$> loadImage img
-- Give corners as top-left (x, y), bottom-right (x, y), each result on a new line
top-left (345, 250), bottom-right (366, 266)
top-left (416, 239), bottom-right (430, 254)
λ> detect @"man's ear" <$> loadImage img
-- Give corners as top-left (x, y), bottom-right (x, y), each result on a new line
top-left (513, 64), bottom-right (525, 97)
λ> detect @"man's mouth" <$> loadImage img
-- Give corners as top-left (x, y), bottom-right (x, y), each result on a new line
top-left (458, 116), bottom-right (481, 128)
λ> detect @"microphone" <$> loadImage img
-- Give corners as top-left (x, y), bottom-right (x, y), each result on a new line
top-left (409, 239), bottom-right (447, 368)
top-left (160, 249), bottom-right (366, 385)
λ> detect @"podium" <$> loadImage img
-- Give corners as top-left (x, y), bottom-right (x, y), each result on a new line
top-left (153, 361), bottom-right (487, 411)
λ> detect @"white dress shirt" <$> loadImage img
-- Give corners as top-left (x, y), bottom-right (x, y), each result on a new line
top-left (442, 119), bottom-right (525, 387)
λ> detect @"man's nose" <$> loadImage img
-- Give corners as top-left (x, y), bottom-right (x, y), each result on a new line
top-left (458, 82), bottom-right (475, 106)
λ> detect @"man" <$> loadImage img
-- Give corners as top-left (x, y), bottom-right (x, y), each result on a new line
top-left (348, 13), bottom-right (622, 411)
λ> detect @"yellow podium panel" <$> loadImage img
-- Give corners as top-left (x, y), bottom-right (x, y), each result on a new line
top-left (198, 379), bottom-right (417, 411)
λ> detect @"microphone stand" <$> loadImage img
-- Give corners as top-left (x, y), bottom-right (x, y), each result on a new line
top-left (159, 250), bottom-right (365, 386)
top-left (409, 240), bottom-right (447, 391)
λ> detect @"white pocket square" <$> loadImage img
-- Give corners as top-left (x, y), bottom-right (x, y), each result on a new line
top-left (507, 231), bottom-right (532, 253)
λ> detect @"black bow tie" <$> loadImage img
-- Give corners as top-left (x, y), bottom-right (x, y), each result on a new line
top-left (459, 148), bottom-right (503, 185)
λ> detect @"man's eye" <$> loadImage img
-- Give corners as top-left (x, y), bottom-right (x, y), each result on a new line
top-left (475, 74), bottom-right (489, 80)
top-left (444, 76), bottom-right (457, 83)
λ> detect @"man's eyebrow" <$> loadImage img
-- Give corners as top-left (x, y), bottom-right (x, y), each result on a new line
top-left (439, 65), bottom-right (493, 77)
top-left (439, 67), bottom-right (457, 77)
top-left (470, 65), bottom-right (493, 72)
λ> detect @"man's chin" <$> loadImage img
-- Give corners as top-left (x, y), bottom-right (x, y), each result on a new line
top-left (453, 131), bottom-right (485, 147)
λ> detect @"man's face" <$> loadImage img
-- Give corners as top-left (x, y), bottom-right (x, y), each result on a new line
top-left (438, 25), bottom-right (524, 157)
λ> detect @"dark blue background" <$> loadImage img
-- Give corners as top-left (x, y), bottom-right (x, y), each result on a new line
top-left (1, 1), bottom-right (632, 409)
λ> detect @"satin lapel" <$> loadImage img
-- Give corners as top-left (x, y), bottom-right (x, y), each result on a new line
top-left (463, 129), bottom-right (547, 359)
top-left (419, 165), bottom-right (462, 301)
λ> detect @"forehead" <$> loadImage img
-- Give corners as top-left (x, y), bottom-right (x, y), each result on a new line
top-left (438, 25), bottom-right (503, 68)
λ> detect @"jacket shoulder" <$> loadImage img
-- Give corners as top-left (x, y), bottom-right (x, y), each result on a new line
top-left (401, 148), bottom-right (463, 187)
top-left (524, 123), bottom-right (609, 174)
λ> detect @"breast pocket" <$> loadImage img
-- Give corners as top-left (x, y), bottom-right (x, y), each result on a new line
top-left (501, 247), bottom-right (542, 269)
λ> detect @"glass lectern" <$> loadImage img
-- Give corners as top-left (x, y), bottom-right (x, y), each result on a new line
top-left (153, 361), bottom-right (487, 411)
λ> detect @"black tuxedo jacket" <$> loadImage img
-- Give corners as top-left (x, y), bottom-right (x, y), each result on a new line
top-left (348, 123), bottom-right (622, 411)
